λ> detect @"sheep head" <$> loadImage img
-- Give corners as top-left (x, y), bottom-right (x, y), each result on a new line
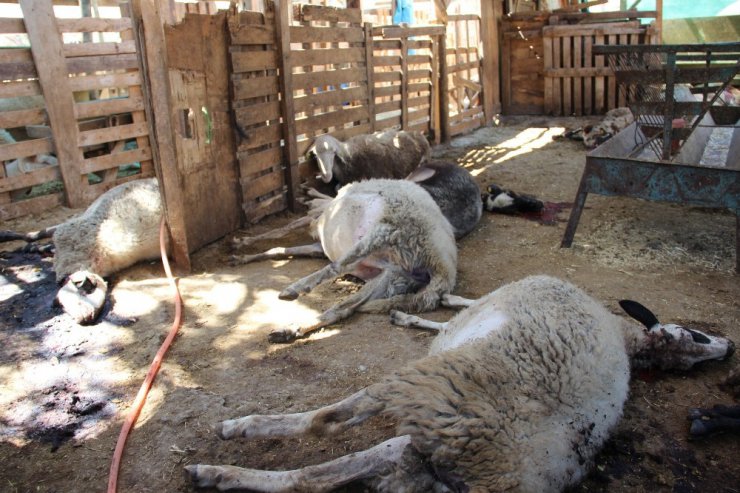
top-left (620, 300), bottom-right (734, 370)
top-left (307, 134), bottom-right (344, 183)
top-left (55, 270), bottom-right (108, 324)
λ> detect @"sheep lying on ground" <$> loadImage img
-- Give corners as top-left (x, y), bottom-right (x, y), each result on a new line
top-left (234, 161), bottom-right (482, 249)
top-left (582, 107), bottom-right (634, 148)
top-left (307, 129), bottom-right (431, 186)
top-left (1, 178), bottom-right (164, 323)
top-left (186, 275), bottom-right (734, 492)
top-left (242, 178), bottom-right (457, 343)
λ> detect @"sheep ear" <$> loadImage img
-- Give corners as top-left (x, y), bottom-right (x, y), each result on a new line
top-left (619, 300), bottom-right (660, 330)
top-left (405, 166), bottom-right (436, 183)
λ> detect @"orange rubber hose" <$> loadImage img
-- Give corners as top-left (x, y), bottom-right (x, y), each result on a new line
top-left (108, 216), bottom-right (183, 493)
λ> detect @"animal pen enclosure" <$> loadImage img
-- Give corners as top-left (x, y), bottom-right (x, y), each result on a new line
top-left (1, 1), bottom-right (495, 270)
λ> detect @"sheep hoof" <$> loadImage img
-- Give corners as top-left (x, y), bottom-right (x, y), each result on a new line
top-left (389, 310), bottom-right (412, 326)
top-left (184, 465), bottom-right (217, 488)
top-left (268, 328), bottom-right (298, 343)
top-left (55, 271), bottom-right (108, 325)
top-left (278, 288), bottom-right (299, 301)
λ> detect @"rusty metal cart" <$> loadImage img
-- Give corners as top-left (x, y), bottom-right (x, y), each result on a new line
top-left (561, 43), bottom-right (740, 272)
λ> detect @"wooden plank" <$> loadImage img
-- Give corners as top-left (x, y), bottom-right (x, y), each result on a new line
top-left (56, 17), bottom-right (133, 33)
top-left (380, 26), bottom-right (445, 38)
top-left (0, 164), bottom-right (60, 194)
top-left (373, 70), bottom-right (402, 83)
top-left (67, 71), bottom-right (142, 91)
top-left (553, 35), bottom-right (562, 116)
top-left (294, 85), bottom-right (367, 113)
top-left (0, 192), bottom-right (64, 222)
top-left (20, 0), bottom-right (85, 208)
top-left (131, 0), bottom-right (190, 271)
top-left (594, 34), bottom-right (605, 113)
top-left (543, 34), bottom-right (553, 114)
top-left (63, 40), bottom-right (137, 58)
top-left (65, 53), bottom-right (139, 74)
top-left (80, 146), bottom-right (152, 175)
top-left (0, 107), bottom-right (46, 128)
top-left (231, 50), bottom-right (278, 73)
top-left (299, 4), bottom-right (362, 24)
top-left (290, 25), bottom-right (364, 44)
top-left (439, 33), bottom-right (450, 143)
top-left (244, 192), bottom-right (286, 224)
top-left (608, 34), bottom-right (617, 110)
top-left (0, 18), bottom-right (26, 34)
top-left (232, 74), bottom-right (280, 100)
top-left (238, 146), bottom-right (282, 177)
top-left (0, 80), bottom-right (41, 99)
top-left (275, 0), bottom-right (299, 211)
top-left (584, 35), bottom-right (593, 115)
top-left (230, 24), bottom-right (275, 45)
top-left (74, 94), bottom-right (145, 119)
top-left (563, 34), bottom-right (572, 115)
top-left (375, 99), bottom-right (401, 114)
top-left (289, 47), bottom-right (364, 67)
top-left (480, 0), bottom-right (501, 120)
top-left (241, 169), bottom-right (283, 200)
top-left (236, 117), bottom-right (283, 151)
top-left (0, 137), bottom-right (53, 161)
top-left (78, 121), bottom-right (149, 147)
top-left (293, 67), bottom-right (367, 90)
top-left (401, 37), bottom-right (408, 130)
top-left (295, 106), bottom-right (370, 134)
top-left (234, 100), bottom-right (282, 127)
top-left (542, 21), bottom-right (641, 37)
top-left (364, 23), bottom-right (376, 133)
top-left (573, 35), bottom-right (582, 116)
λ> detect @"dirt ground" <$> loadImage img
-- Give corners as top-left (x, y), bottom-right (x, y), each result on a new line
top-left (1, 116), bottom-right (738, 493)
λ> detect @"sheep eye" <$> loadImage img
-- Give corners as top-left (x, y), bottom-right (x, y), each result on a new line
top-left (687, 329), bottom-right (711, 344)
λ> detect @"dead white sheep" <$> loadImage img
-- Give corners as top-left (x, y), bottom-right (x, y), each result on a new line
top-left (240, 178), bottom-right (457, 343)
top-left (186, 275), bottom-right (734, 492)
top-left (0, 178), bottom-right (164, 323)
top-left (307, 129), bottom-right (431, 185)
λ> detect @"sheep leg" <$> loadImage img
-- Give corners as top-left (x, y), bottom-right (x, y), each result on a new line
top-left (217, 388), bottom-right (383, 440)
top-left (0, 226), bottom-right (56, 243)
top-left (231, 242), bottom-right (325, 265)
top-left (441, 293), bottom-right (475, 308)
top-left (270, 270), bottom-right (390, 342)
top-left (688, 404), bottom-right (740, 437)
top-left (232, 216), bottom-right (312, 249)
top-left (185, 435), bottom-right (412, 492)
top-left (389, 310), bottom-right (447, 331)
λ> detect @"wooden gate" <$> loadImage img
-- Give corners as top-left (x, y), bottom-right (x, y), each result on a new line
top-left (543, 21), bottom-right (656, 116)
top-left (446, 14), bottom-right (485, 137)
top-left (0, 1), bottom-right (155, 221)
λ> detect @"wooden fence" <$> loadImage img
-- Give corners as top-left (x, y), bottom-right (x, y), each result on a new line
top-left (446, 14), bottom-right (484, 137)
top-left (501, 10), bottom-right (659, 116)
top-left (543, 21), bottom-right (656, 116)
top-left (0, 1), bottom-right (154, 222)
top-left (227, 2), bottom-right (450, 223)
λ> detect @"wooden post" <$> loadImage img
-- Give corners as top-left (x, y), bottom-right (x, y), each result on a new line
top-left (20, 0), bottom-right (85, 208)
top-left (655, 0), bottom-right (663, 44)
top-left (275, 0), bottom-right (300, 212)
top-left (400, 36), bottom-right (409, 130)
top-left (439, 34), bottom-right (450, 143)
top-left (480, 0), bottom-right (502, 124)
top-left (131, 0), bottom-right (191, 271)
top-left (364, 23), bottom-right (377, 133)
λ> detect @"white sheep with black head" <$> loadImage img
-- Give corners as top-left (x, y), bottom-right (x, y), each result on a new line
top-left (186, 275), bottom-right (734, 492)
